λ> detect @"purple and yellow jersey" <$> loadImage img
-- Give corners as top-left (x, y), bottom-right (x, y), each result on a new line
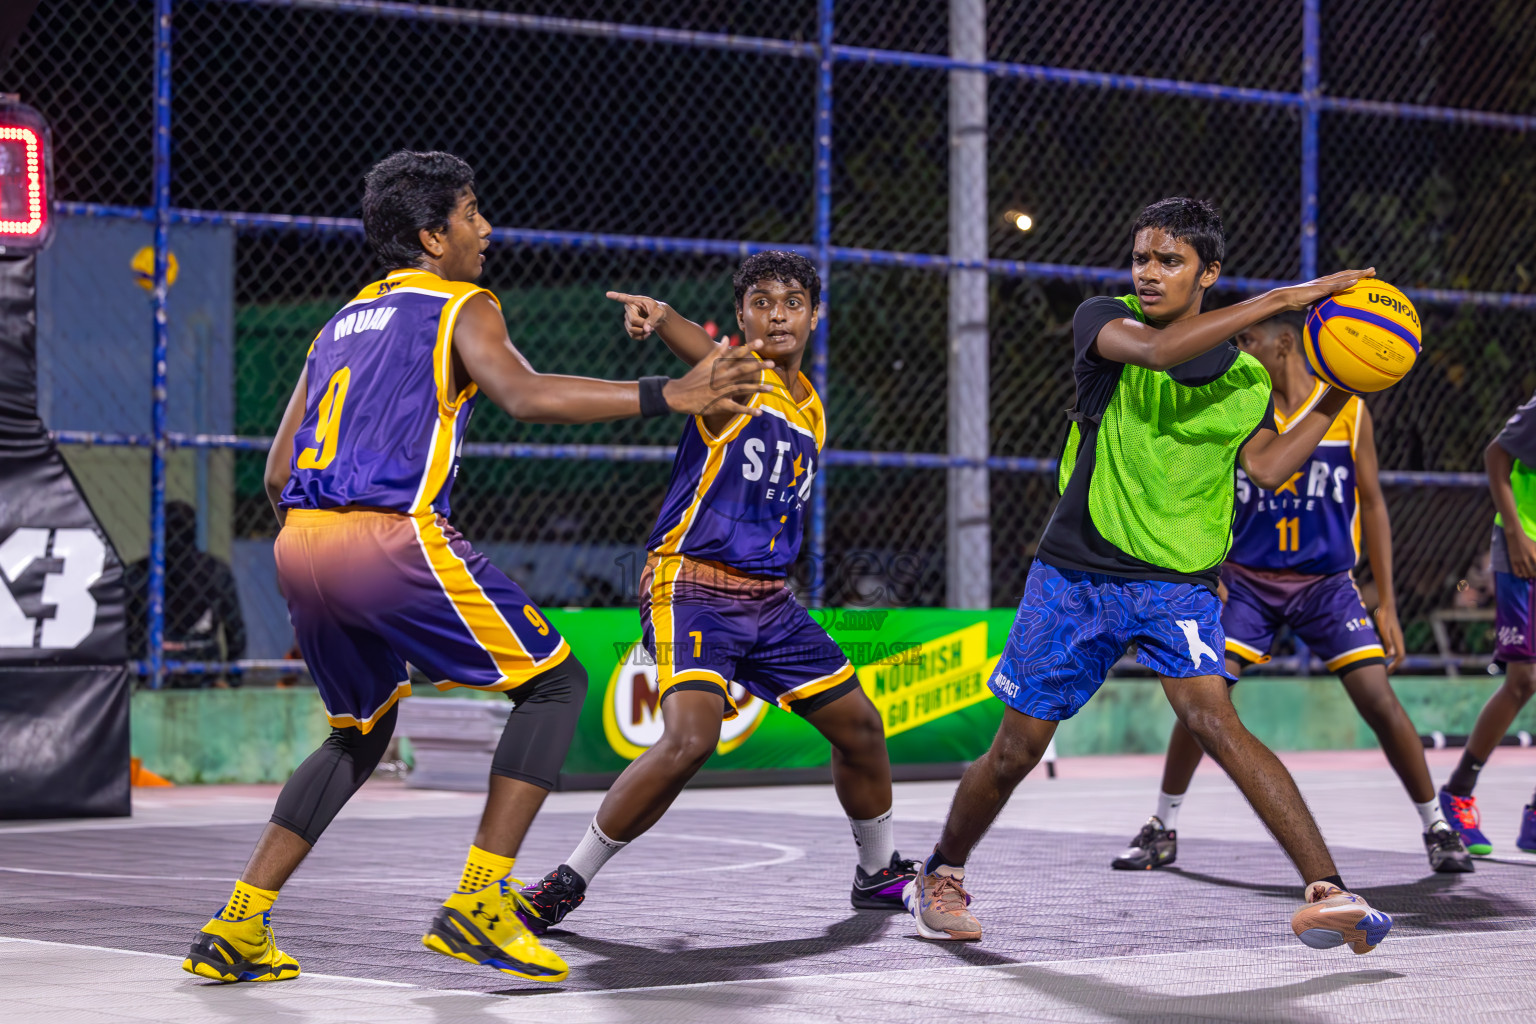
top-left (1230, 381), bottom-right (1363, 575)
top-left (279, 269), bottom-right (495, 519)
top-left (647, 364), bottom-right (824, 577)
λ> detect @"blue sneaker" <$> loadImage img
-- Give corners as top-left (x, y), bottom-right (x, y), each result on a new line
top-left (1518, 806), bottom-right (1536, 854)
top-left (1440, 788), bottom-right (1492, 856)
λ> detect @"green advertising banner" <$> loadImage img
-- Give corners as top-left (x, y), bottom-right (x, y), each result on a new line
top-left (547, 607), bottom-right (1017, 778)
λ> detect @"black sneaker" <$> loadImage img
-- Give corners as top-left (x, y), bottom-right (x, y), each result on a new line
top-left (1424, 821), bottom-right (1475, 874)
top-left (1111, 816), bottom-right (1177, 870)
top-left (851, 851), bottom-right (921, 909)
top-left (516, 864), bottom-right (587, 934)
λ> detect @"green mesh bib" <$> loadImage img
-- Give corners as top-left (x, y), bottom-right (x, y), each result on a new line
top-left (1059, 295), bottom-right (1273, 574)
top-left (1496, 459), bottom-right (1536, 540)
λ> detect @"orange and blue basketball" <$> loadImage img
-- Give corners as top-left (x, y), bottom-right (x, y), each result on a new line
top-left (1304, 279), bottom-right (1421, 394)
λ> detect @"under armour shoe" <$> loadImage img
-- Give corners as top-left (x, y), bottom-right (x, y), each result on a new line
top-left (1110, 816), bottom-right (1177, 870)
top-left (1424, 821), bottom-right (1475, 873)
top-left (422, 878), bottom-right (568, 983)
top-left (1290, 883), bottom-right (1393, 955)
top-left (1439, 788), bottom-right (1492, 855)
top-left (851, 852), bottom-right (922, 909)
top-left (1518, 805), bottom-right (1536, 854)
top-left (516, 864), bottom-right (587, 935)
top-left (902, 868), bottom-right (981, 941)
top-left (182, 910), bottom-right (300, 983)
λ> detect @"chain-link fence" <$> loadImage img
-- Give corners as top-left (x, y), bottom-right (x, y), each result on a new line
top-left (6, 0), bottom-right (1535, 684)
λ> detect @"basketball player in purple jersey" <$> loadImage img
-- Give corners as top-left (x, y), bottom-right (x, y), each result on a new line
top-left (517, 252), bottom-right (921, 931)
top-left (181, 151), bottom-right (769, 986)
top-left (1111, 310), bottom-right (1473, 875)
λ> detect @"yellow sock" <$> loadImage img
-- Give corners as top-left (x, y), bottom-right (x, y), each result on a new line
top-left (219, 879), bottom-right (278, 922)
top-left (458, 845), bottom-right (515, 894)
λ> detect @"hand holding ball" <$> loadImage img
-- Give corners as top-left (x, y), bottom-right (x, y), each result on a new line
top-left (1304, 279), bottom-right (1420, 394)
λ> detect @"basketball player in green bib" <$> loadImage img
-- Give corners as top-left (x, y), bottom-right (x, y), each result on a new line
top-left (905, 198), bottom-right (1396, 955)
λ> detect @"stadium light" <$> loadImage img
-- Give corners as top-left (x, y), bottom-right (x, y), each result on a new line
top-left (0, 95), bottom-right (52, 255)
top-left (1007, 210), bottom-right (1035, 233)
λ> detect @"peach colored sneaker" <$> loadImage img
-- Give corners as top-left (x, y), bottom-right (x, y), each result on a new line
top-left (1291, 882), bottom-right (1392, 954)
top-left (903, 867), bottom-right (981, 941)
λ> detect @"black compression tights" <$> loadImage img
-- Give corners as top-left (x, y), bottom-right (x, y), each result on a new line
top-left (269, 657), bottom-right (589, 846)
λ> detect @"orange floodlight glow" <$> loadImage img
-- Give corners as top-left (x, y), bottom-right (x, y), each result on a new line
top-left (0, 98), bottom-right (52, 252)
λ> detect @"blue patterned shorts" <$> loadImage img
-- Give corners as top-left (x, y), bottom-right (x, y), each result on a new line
top-left (988, 560), bottom-right (1234, 721)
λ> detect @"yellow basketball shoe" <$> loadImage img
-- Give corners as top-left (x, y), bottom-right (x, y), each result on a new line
top-left (182, 911), bottom-right (300, 982)
top-left (422, 878), bottom-right (569, 983)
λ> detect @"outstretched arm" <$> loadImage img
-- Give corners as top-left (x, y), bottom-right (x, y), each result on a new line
top-left (1095, 268), bottom-right (1374, 371)
top-left (1239, 388), bottom-right (1352, 490)
top-left (1488, 439), bottom-right (1536, 578)
top-left (605, 291), bottom-right (717, 367)
top-left (452, 294), bottom-right (769, 424)
top-left (1355, 404), bottom-right (1404, 671)
top-left (264, 367), bottom-right (308, 528)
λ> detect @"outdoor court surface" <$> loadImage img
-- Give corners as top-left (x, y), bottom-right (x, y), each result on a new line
top-left (3, 748), bottom-right (1535, 1023)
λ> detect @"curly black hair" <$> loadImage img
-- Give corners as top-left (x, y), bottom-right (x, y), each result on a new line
top-left (1131, 197), bottom-right (1225, 271)
top-left (732, 250), bottom-right (821, 311)
top-left (362, 151), bottom-right (476, 270)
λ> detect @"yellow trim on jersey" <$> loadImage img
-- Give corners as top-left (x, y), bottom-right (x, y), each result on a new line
top-left (1273, 379), bottom-right (1364, 563)
top-left (1324, 644), bottom-right (1386, 672)
top-left (775, 661), bottom-right (856, 710)
top-left (646, 554), bottom-right (739, 717)
top-left (655, 359), bottom-right (827, 557)
top-left (1273, 380), bottom-right (1360, 447)
top-left (1225, 637), bottom-right (1271, 664)
top-left (412, 515), bottom-right (570, 690)
top-left (323, 681), bottom-right (412, 735)
top-left (655, 408), bottom-right (761, 553)
top-left (407, 274), bottom-right (499, 515)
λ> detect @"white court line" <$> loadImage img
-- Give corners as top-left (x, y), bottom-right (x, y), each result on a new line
top-left (5, 925), bottom-right (1531, 1004)
top-left (0, 936), bottom-right (417, 989)
top-left (0, 832), bottom-right (803, 885)
top-left (522, 924), bottom-right (1536, 1000)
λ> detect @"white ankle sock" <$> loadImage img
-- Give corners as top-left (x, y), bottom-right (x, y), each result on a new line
top-left (1414, 797), bottom-right (1445, 831)
top-left (849, 809), bottom-right (896, 874)
top-left (1155, 790), bottom-right (1185, 832)
top-left (566, 820), bottom-right (629, 885)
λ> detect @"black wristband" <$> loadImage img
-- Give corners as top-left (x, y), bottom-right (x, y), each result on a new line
top-left (638, 376), bottom-right (672, 418)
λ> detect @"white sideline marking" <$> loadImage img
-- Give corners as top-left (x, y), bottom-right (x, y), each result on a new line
top-left (0, 832), bottom-right (803, 884)
top-left (4, 926), bottom-right (1533, 1002)
top-left (0, 936), bottom-right (417, 988)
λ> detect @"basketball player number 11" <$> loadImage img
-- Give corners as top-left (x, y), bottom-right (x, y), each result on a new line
top-left (296, 367), bottom-right (352, 470)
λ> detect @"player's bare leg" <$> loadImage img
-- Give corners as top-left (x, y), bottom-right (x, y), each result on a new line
top-left (933, 708), bottom-right (1058, 867)
top-left (1159, 673), bottom-right (1336, 882)
top-left (1463, 662), bottom-right (1536, 766)
top-left (802, 688), bottom-right (892, 820)
top-left (475, 776), bottom-right (552, 858)
top-left (1160, 674), bottom-right (1389, 952)
top-left (240, 824), bottom-right (313, 892)
top-left (1340, 664), bottom-right (1434, 803)
top-left (594, 688), bottom-right (726, 842)
top-left (1441, 661), bottom-right (1536, 855)
top-left (1341, 663), bottom-right (1473, 871)
top-left (905, 708), bottom-right (1056, 940)
top-left (803, 687), bottom-right (922, 906)
top-left (513, 689), bottom-right (726, 932)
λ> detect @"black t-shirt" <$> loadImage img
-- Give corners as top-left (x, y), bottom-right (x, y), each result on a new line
top-left (1033, 296), bottom-right (1276, 590)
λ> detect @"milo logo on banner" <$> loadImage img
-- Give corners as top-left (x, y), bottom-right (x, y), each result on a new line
top-left (601, 641), bottom-right (769, 760)
top-left (856, 622), bottom-right (999, 736)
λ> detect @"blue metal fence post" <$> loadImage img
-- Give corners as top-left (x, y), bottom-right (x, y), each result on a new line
top-left (809, 0), bottom-right (834, 607)
top-left (148, 0), bottom-right (173, 688)
top-left (1301, 0), bottom-right (1320, 280)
